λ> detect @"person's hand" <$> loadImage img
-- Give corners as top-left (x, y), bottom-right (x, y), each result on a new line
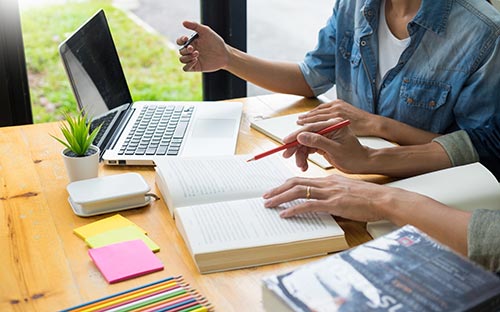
top-left (263, 174), bottom-right (472, 256)
top-left (262, 174), bottom-right (390, 221)
top-left (296, 99), bottom-right (380, 137)
top-left (282, 118), bottom-right (372, 173)
top-left (177, 21), bottom-right (230, 72)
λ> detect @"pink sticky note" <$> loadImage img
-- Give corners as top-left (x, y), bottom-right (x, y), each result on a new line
top-left (88, 239), bottom-right (164, 283)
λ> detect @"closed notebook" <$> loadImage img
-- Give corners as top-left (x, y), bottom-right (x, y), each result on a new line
top-left (366, 162), bottom-right (500, 238)
top-left (88, 239), bottom-right (164, 283)
top-left (85, 225), bottom-right (160, 252)
top-left (74, 214), bottom-right (147, 240)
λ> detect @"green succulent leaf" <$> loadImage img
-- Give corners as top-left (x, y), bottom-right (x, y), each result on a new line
top-left (51, 110), bottom-right (102, 156)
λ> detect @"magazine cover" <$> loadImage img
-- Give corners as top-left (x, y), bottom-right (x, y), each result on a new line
top-left (262, 225), bottom-right (500, 312)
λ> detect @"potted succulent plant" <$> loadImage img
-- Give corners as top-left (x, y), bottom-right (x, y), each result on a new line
top-left (52, 111), bottom-right (101, 182)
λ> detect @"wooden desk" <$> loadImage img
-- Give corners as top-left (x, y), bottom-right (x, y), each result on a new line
top-left (0, 94), bottom-right (373, 311)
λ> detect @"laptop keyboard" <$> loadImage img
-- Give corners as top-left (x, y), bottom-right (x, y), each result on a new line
top-left (91, 111), bottom-right (118, 145)
top-left (118, 105), bottom-right (194, 156)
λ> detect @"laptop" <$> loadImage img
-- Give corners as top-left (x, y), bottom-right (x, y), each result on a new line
top-left (58, 9), bottom-right (242, 166)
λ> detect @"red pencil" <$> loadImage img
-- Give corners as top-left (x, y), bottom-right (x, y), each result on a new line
top-left (247, 119), bottom-right (351, 162)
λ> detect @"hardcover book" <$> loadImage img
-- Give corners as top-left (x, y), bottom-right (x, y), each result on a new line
top-left (262, 225), bottom-right (500, 312)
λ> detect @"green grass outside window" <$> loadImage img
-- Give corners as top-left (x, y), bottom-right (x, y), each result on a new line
top-left (21, 0), bottom-right (202, 123)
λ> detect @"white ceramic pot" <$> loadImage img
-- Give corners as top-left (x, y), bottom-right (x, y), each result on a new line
top-left (62, 145), bottom-right (100, 182)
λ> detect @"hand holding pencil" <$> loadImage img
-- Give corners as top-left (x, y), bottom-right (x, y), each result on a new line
top-left (247, 119), bottom-right (351, 162)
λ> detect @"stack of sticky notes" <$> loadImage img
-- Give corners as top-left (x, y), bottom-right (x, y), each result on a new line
top-left (74, 214), bottom-right (163, 283)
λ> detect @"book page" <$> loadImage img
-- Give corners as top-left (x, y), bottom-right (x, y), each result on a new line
top-left (250, 113), bottom-right (396, 169)
top-left (155, 155), bottom-right (294, 209)
top-left (367, 162), bottom-right (500, 238)
top-left (175, 197), bottom-right (344, 254)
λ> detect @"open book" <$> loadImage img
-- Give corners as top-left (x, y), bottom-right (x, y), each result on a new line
top-left (367, 162), bottom-right (500, 238)
top-left (154, 155), bottom-right (348, 273)
top-left (250, 112), bottom-right (396, 169)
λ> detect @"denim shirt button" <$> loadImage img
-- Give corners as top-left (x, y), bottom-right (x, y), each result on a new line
top-left (407, 97), bottom-right (414, 104)
top-left (403, 78), bottom-right (409, 83)
top-left (360, 40), bottom-right (367, 46)
top-left (429, 100), bottom-right (436, 107)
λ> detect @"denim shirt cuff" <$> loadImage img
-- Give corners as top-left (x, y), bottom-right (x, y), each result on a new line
top-left (298, 62), bottom-right (331, 97)
top-left (468, 209), bottom-right (500, 272)
top-left (432, 130), bottom-right (479, 166)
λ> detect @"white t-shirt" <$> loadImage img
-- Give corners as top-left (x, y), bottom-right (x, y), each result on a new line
top-left (377, 0), bottom-right (411, 90)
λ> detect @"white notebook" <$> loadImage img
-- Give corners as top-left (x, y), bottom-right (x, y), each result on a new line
top-left (366, 162), bottom-right (500, 238)
top-left (250, 112), bottom-right (396, 169)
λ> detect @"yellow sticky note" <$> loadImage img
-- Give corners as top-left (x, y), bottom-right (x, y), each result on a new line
top-left (85, 225), bottom-right (160, 252)
top-left (73, 214), bottom-right (146, 240)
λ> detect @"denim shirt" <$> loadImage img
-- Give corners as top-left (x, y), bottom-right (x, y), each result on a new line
top-left (299, 0), bottom-right (500, 136)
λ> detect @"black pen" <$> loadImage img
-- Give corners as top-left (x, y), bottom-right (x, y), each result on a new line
top-left (178, 32), bottom-right (199, 51)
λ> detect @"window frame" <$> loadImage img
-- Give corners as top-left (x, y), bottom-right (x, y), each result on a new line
top-left (0, 0), bottom-right (32, 126)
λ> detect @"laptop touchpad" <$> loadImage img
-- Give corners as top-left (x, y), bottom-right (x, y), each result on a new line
top-left (191, 119), bottom-right (236, 138)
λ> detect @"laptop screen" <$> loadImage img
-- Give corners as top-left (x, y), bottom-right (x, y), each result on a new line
top-left (59, 9), bottom-right (133, 119)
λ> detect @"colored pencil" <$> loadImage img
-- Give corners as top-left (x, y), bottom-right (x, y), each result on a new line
top-left (62, 277), bottom-right (182, 312)
top-left (61, 276), bottom-right (214, 312)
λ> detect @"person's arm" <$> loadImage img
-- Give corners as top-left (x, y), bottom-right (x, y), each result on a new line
top-left (224, 46), bottom-right (314, 96)
top-left (381, 189), bottom-right (471, 255)
top-left (432, 130), bottom-right (480, 173)
top-left (362, 141), bottom-right (452, 177)
top-left (296, 100), bottom-right (440, 145)
top-left (464, 114), bottom-right (500, 181)
top-left (281, 119), bottom-right (451, 177)
top-left (374, 114), bottom-right (441, 145)
top-left (177, 21), bottom-right (314, 97)
top-left (262, 174), bottom-right (470, 255)
top-left (468, 210), bottom-right (500, 272)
